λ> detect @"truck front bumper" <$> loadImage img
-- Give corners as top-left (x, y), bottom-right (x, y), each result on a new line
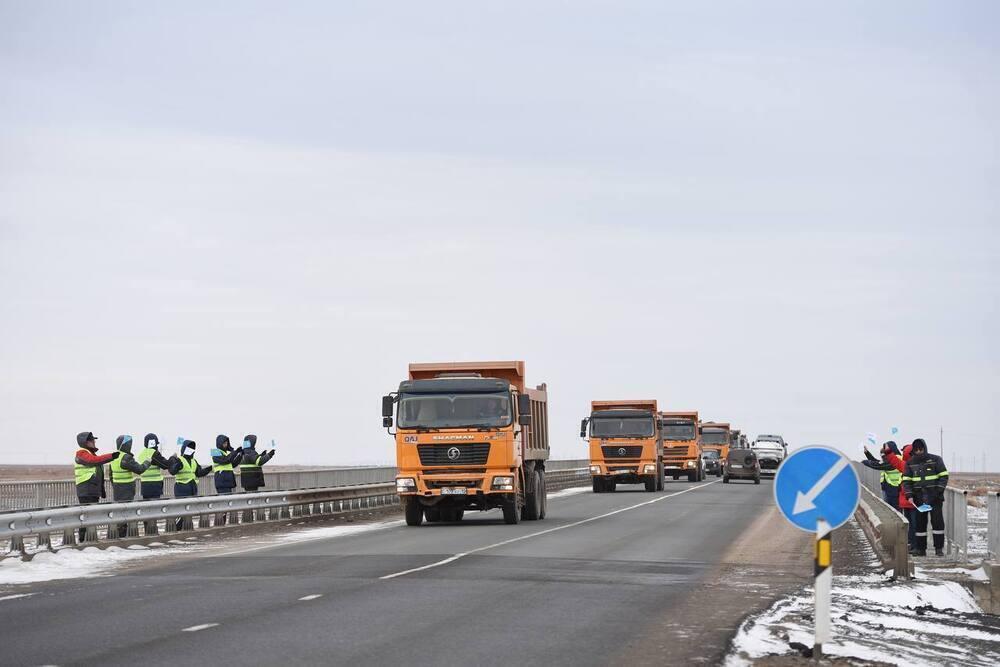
top-left (589, 462), bottom-right (658, 484)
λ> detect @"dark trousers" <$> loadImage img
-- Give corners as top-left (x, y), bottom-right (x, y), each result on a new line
top-left (174, 481), bottom-right (198, 530)
top-left (141, 480), bottom-right (164, 499)
top-left (77, 495), bottom-right (99, 541)
top-left (883, 487), bottom-right (900, 511)
top-left (904, 508), bottom-right (917, 546)
top-left (915, 504), bottom-right (946, 552)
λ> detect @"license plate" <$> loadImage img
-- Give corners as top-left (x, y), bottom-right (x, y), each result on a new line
top-left (614, 469), bottom-right (632, 475)
top-left (441, 487), bottom-right (467, 495)
top-left (730, 464), bottom-right (742, 469)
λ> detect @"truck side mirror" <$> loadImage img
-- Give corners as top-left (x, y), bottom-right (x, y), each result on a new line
top-left (517, 393), bottom-right (531, 416)
top-left (518, 413), bottom-right (532, 426)
top-left (383, 416), bottom-right (393, 428)
top-left (580, 418), bottom-right (589, 438)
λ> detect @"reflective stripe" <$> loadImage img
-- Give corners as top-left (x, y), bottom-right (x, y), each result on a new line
top-left (915, 532), bottom-right (927, 536)
top-left (74, 459), bottom-right (96, 485)
top-left (136, 448), bottom-right (164, 481)
top-left (212, 448), bottom-right (234, 473)
top-left (932, 530), bottom-right (945, 534)
top-left (175, 457), bottom-right (198, 484)
top-left (901, 476), bottom-right (915, 481)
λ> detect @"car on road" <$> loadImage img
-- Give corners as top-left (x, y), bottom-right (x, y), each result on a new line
top-left (723, 448), bottom-right (761, 484)
top-left (752, 434), bottom-right (787, 477)
top-left (701, 449), bottom-right (722, 477)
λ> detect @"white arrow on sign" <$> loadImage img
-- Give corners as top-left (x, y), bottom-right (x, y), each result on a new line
top-left (793, 456), bottom-right (850, 514)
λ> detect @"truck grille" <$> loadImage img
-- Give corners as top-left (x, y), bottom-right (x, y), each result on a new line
top-left (662, 445), bottom-right (690, 457)
top-left (601, 445), bottom-right (643, 459)
top-left (425, 479), bottom-right (481, 489)
top-left (417, 443), bottom-right (491, 466)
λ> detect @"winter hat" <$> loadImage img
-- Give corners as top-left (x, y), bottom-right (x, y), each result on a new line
top-left (883, 441), bottom-right (900, 456)
top-left (243, 434), bottom-right (258, 449)
top-left (116, 434), bottom-right (134, 454)
top-left (216, 434), bottom-right (231, 450)
top-left (77, 431), bottom-right (98, 450)
top-left (144, 433), bottom-right (160, 449)
top-left (911, 438), bottom-right (928, 453)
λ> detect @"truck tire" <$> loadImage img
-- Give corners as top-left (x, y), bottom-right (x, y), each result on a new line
top-left (754, 476), bottom-right (761, 485)
top-left (723, 476), bottom-right (730, 484)
top-left (441, 508), bottom-right (463, 522)
top-left (656, 464), bottom-right (664, 491)
top-left (687, 470), bottom-right (697, 483)
top-left (425, 507), bottom-right (441, 523)
top-left (592, 478), bottom-right (603, 493)
top-left (523, 469), bottom-right (542, 521)
top-left (538, 469), bottom-right (548, 520)
top-left (404, 497), bottom-right (423, 526)
top-left (644, 476), bottom-right (657, 492)
top-left (502, 499), bottom-right (520, 525)
top-left (607, 480), bottom-right (616, 492)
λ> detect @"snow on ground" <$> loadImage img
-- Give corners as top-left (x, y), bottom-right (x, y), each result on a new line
top-left (277, 519), bottom-right (403, 543)
top-left (968, 502), bottom-right (989, 561)
top-left (547, 486), bottom-right (591, 500)
top-left (726, 573), bottom-right (1000, 666)
top-left (0, 544), bottom-right (204, 586)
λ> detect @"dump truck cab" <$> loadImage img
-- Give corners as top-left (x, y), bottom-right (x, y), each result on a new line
top-left (659, 410), bottom-right (703, 482)
top-left (582, 400), bottom-right (663, 493)
top-left (699, 421), bottom-right (731, 465)
top-left (383, 361), bottom-right (549, 526)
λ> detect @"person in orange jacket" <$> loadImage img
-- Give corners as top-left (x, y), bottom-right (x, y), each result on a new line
top-left (885, 443), bottom-right (917, 551)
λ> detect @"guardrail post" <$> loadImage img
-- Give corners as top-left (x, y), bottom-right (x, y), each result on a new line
top-left (895, 519), bottom-right (910, 579)
top-left (144, 519), bottom-right (159, 536)
top-left (36, 531), bottom-right (52, 551)
top-left (82, 525), bottom-right (98, 543)
top-left (62, 528), bottom-right (76, 546)
top-left (279, 504), bottom-right (291, 519)
top-left (9, 535), bottom-right (26, 555)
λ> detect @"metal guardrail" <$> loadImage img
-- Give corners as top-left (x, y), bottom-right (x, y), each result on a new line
top-left (1, 467), bottom-right (591, 554)
top-left (0, 460), bottom-right (592, 512)
top-left (988, 492), bottom-right (1000, 560)
top-left (944, 486), bottom-right (968, 560)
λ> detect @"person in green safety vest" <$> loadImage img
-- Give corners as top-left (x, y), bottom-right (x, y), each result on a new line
top-left (108, 434), bottom-right (150, 536)
top-left (862, 440), bottom-right (902, 511)
top-left (212, 435), bottom-right (244, 495)
top-left (136, 433), bottom-right (172, 500)
top-left (167, 439), bottom-right (212, 498)
top-left (239, 434), bottom-right (276, 492)
top-left (74, 431), bottom-right (119, 542)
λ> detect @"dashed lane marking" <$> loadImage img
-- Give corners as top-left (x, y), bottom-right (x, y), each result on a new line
top-left (298, 594), bottom-right (323, 601)
top-left (182, 623), bottom-right (220, 632)
top-left (380, 480), bottom-right (718, 580)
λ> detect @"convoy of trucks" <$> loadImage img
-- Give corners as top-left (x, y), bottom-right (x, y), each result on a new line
top-left (582, 400), bottom-right (663, 492)
top-left (382, 361), bottom-right (550, 526)
top-left (382, 360), bottom-right (782, 520)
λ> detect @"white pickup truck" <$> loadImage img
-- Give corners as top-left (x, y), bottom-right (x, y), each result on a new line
top-left (751, 434), bottom-right (787, 476)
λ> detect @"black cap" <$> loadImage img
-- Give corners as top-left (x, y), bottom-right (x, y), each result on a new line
top-left (144, 433), bottom-right (159, 448)
top-left (76, 431), bottom-right (98, 447)
top-left (182, 439), bottom-right (196, 449)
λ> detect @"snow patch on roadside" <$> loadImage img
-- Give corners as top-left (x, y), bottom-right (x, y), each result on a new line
top-left (277, 520), bottom-right (404, 543)
top-left (547, 486), bottom-right (591, 500)
top-left (726, 574), bottom-right (1000, 666)
top-left (0, 544), bottom-right (201, 586)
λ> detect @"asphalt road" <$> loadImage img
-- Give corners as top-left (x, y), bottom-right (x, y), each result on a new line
top-left (1, 477), bottom-right (813, 666)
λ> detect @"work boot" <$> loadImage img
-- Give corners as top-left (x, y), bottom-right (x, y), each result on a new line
top-left (909, 546), bottom-right (920, 556)
top-left (935, 548), bottom-right (944, 557)
top-left (913, 549), bottom-right (927, 557)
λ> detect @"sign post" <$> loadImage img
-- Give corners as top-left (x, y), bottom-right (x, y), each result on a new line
top-left (774, 446), bottom-right (860, 658)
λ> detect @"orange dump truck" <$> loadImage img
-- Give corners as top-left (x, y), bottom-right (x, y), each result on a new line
top-left (660, 411), bottom-right (703, 482)
top-left (382, 361), bottom-right (549, 526)
top-left (699, 421), bottom-right (731, 463)
top-left (582, 400), bottom-right (663, 493)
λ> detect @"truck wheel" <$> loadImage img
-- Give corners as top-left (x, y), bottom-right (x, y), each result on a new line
top-left (454, 510), bottom-right (464, 521)
top-left (687, 470), bottom-right (696, 483)
top-left (672, 474), bottom-right (679, 481)
top-left (723, 476), bottom-right (730, 484)
top-left (656, 464), bottom-right (664, 491)
top-left (754, 477), bottom-right (761, 485)
top-left (425, 508), bottom-right (441, 523)
top-left (607, 480), bottom-right (616, 492)
top-left (404, 497), bottom-right (423, 526)
top-left (538, 470), bottom-right (548, 520)
top-left (592, 478), bottom-right (603, 494)
top-left (644, 476), bottom-right (657, 492)
top-left (502, 499), bottom-right (520, 525)
top-left (523, 469), bottom-right (542, 521)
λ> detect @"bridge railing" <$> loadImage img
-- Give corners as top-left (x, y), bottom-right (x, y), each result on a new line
top-left (988, 492), bottom-right (1000, 560)
top-left (1, 466), bottom-right (591, 554)
top-left (0, 460), bottom-right (593, 512)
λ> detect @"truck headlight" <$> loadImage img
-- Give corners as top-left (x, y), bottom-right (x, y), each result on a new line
top-left (686, 461), bottom-right (696, 468)
top-left (395, 478), bottom-right (416, 492)
top-left (492, 476), bottom-right (514, 491)
top-left (643, 464), bottom-right (657, 474)
top-left (589, 465), bottom-right (601, 474)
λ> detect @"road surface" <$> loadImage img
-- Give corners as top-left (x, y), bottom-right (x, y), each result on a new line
top-left (1, 478), bottom-right (813, 666)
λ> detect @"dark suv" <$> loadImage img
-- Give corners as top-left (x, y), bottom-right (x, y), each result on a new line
top-left (701, 450), bottom-right (721, 477)
top-left (723, 449), bottom-right (761, 484)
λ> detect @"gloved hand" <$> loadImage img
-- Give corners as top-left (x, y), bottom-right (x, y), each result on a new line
top-left (268, 449), bottom-right (276, 458)
top-left (111, 451), bottom-right (122, 460)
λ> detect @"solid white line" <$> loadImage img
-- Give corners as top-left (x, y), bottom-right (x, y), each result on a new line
top-left (181, 623), bottom-right (219, 632)
top-left (379, 480), bottom-right (717, 580)
top-left (298, 594), bottom-right (323, 601)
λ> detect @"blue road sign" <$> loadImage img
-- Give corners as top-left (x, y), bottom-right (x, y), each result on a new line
top-left (774, 446), bottom-right (860, 532)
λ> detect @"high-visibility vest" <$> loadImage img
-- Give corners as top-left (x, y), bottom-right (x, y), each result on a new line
top-left (240, 453), bottom-right (261, 470)
top-left (175, 456), bottom-right (198, 484)
top-left (880, 468), bottom-right (902, 487)
top-left (74, 451), bottom-right (97, 486)
top-left (136, 447), bottom-right (164, 481)
top-left (211, 449), bottom-right (234, 473)
top-left (110, 454), bottom-right (135, 484)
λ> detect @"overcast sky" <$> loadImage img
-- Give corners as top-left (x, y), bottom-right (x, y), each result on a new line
top-left (1, 1), bottom-right (997, 469)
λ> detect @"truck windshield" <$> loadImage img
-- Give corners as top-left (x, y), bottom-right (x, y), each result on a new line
top-left (663, 421), bottom-right (696, 440)
top-left (591, 416), bottom-right (654, 438)
top-left (702, 450), bottom-right (720, 460)
top-left (700, 431), bottom-right (729, 444)
top-left (397, 392), bottom-right (512, 429)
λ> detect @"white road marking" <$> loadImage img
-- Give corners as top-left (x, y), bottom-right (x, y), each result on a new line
top-left (0, 593), bottom-right (37, 601)
top-left (380, 480), bottom-right (718, 580)
top-left (181, 623), bottom-right (219, 632)
top-left (298, 594), bottom-right (323, 601)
